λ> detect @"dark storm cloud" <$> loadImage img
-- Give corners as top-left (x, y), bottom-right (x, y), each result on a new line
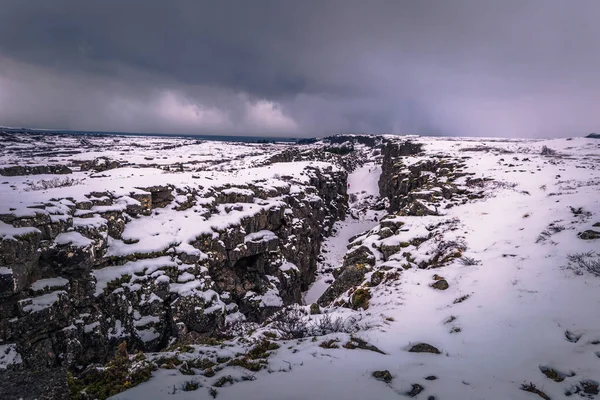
top-left (1, 0), bottom-right (599, 137)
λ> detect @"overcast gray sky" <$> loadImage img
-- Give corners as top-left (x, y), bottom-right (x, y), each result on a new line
top-left (1, 0), bottom-right (599, 137)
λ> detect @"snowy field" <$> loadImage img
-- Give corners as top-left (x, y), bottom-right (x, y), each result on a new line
top-left (1, 132), bottom-right (599, 400)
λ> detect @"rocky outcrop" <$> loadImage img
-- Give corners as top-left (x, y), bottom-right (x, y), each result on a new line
top-left (79, 157), bottom-right (122, 172)
top-left (265, 146), bottom-right (366, 173)
top-left (378, 140), bottom-right (479, 215)
top-left (0, 163), bottom-right (348, 398)
top-left (0, 164), bottom-right (72, 176)
top-left (318, 216), bottom-right (466, 307)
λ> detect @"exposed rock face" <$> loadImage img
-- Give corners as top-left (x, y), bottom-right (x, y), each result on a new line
top-left (0, 163), bottom-right (347, 399)
top-left (317, 215), bottom-right (466, 308)
top-left (378, 140), bottom-right (480, 215)
top-left (578, 230), bottom-right (600, 240)
top-left (0, 164), bottom-right (72, 176)
top-left (318, 264), bottom-right (369, 307)
top-left (265, 146), bottom-right (366, 173)
top-left (79, 157), bottom-right (122, 172)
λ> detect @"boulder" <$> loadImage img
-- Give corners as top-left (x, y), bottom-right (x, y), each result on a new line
top-left (409, 343), bottom-right (441, 354)
top-left (579, 230), bottom-right (600, 240)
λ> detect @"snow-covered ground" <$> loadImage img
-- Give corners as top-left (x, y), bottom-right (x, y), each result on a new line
top-left (2, 132), bottom-right (600, 399)
top-left (104, 136), bottom-right (600, 400)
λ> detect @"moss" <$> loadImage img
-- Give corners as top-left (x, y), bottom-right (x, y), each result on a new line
top-left (68, 341), bottom-right (155, 400)
top-left (370, 271), bottom-right (385, 286)
top-left (177, 344), bottom-right (194, 353)
top-left (410, 237), bottom-right (429, 247)
top-left (179, 362), bottom-right (196, 375)
top-left (309, 303), bottom-right (321, 315)
top-left (182, 381), bottom-right (201, 391)
top-left (189, 358), bottom-right (216, 370)
top-left (213, 375), bottom-right (235, 388)
top-left (155, 355), bottom-right (182, 369)
top-left (247, 339), bottom-right (280, 360)
top-left (319, 339), bottom-right (340, 349)
top-left (197, 336), bottom-right (224, 346)
top-left (227, 358), bottom-right (266, 372)
top-left (351, 288), bottom-right (371, 310)
top-left (540, 368), bottom-right (563, 382)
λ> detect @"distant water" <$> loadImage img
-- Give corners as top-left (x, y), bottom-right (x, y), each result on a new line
top-left (0, 127), bottom-right (301, 144)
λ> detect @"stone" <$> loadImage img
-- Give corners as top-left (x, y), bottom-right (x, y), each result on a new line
top-left (431, 279), bottom-right (449, 290)
top-left (0, 164), bottom-right (72, 176)
top-left (409, 343), bottom-right (441, 354)
top-left (0, 149), bottom-right (351, 397)
top-left (317, 264), bottom-right (368, 306)
top-left (372, 370), bottom-right (393, 383)
top-left (579, 230), bottom-right (600, 240)
top-left (79, 157), bottom-right (122, 172)
top-left (407, 384), bottom-right (424, 397)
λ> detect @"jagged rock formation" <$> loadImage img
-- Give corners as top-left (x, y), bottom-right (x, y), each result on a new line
top-left (378, 140), bottom-right (483, 215)
top-left (0, 164), bottom-right (72, 176)
top-left (0, 158), bottom-right (347, 398)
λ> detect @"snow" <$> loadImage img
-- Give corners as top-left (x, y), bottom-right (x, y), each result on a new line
top-left (3, 132), bottom-right (600, 400)
top-left (0, 267), bottom-right (12, 275)
top-left (84, 321), bottom-right (100, 333)
top-left (30, 277), bottom-right (69, 291)
top-left (19, 290), bottom-right (66, 313)
top-left (169, 280), bottom-right (204, 296)
top-left (0, 221), bottom-right (40, 240)
top-left (246, 287), bottom-right (284, 308)
top-left (134, 315), bottom-right (160, 327)
top-left (244, 230), bottom-right (278, 243)
top-left (347, 163), bottom-right (381, 195)
top-left (113, 135), bottom-right (600, 400)
top-left (304, 162), bottom-right (384, 304)
top-left (109, 320), bottom-right (126, 340)
top-left (54, 231), bottom-right (93, 247)
top-left (137, 328), bottom-right (160, 343)
top-left (0, 344), bottom-right (22, 370)
top-left (279, 262), bottom-right (299, 272)
top-left (221, 187), bottom-right (254, 196)
top-left (92, 256), bottom-right (178, 296)
top-left (73, 215), bottom-right (107, 228)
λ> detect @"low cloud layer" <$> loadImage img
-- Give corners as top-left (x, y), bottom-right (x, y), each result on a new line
top-left (1, 0), bottom-right (599, 137)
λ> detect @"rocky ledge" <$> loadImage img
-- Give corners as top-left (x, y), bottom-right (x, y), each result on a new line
top-left (0, 145), bottom-right (347, 398)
